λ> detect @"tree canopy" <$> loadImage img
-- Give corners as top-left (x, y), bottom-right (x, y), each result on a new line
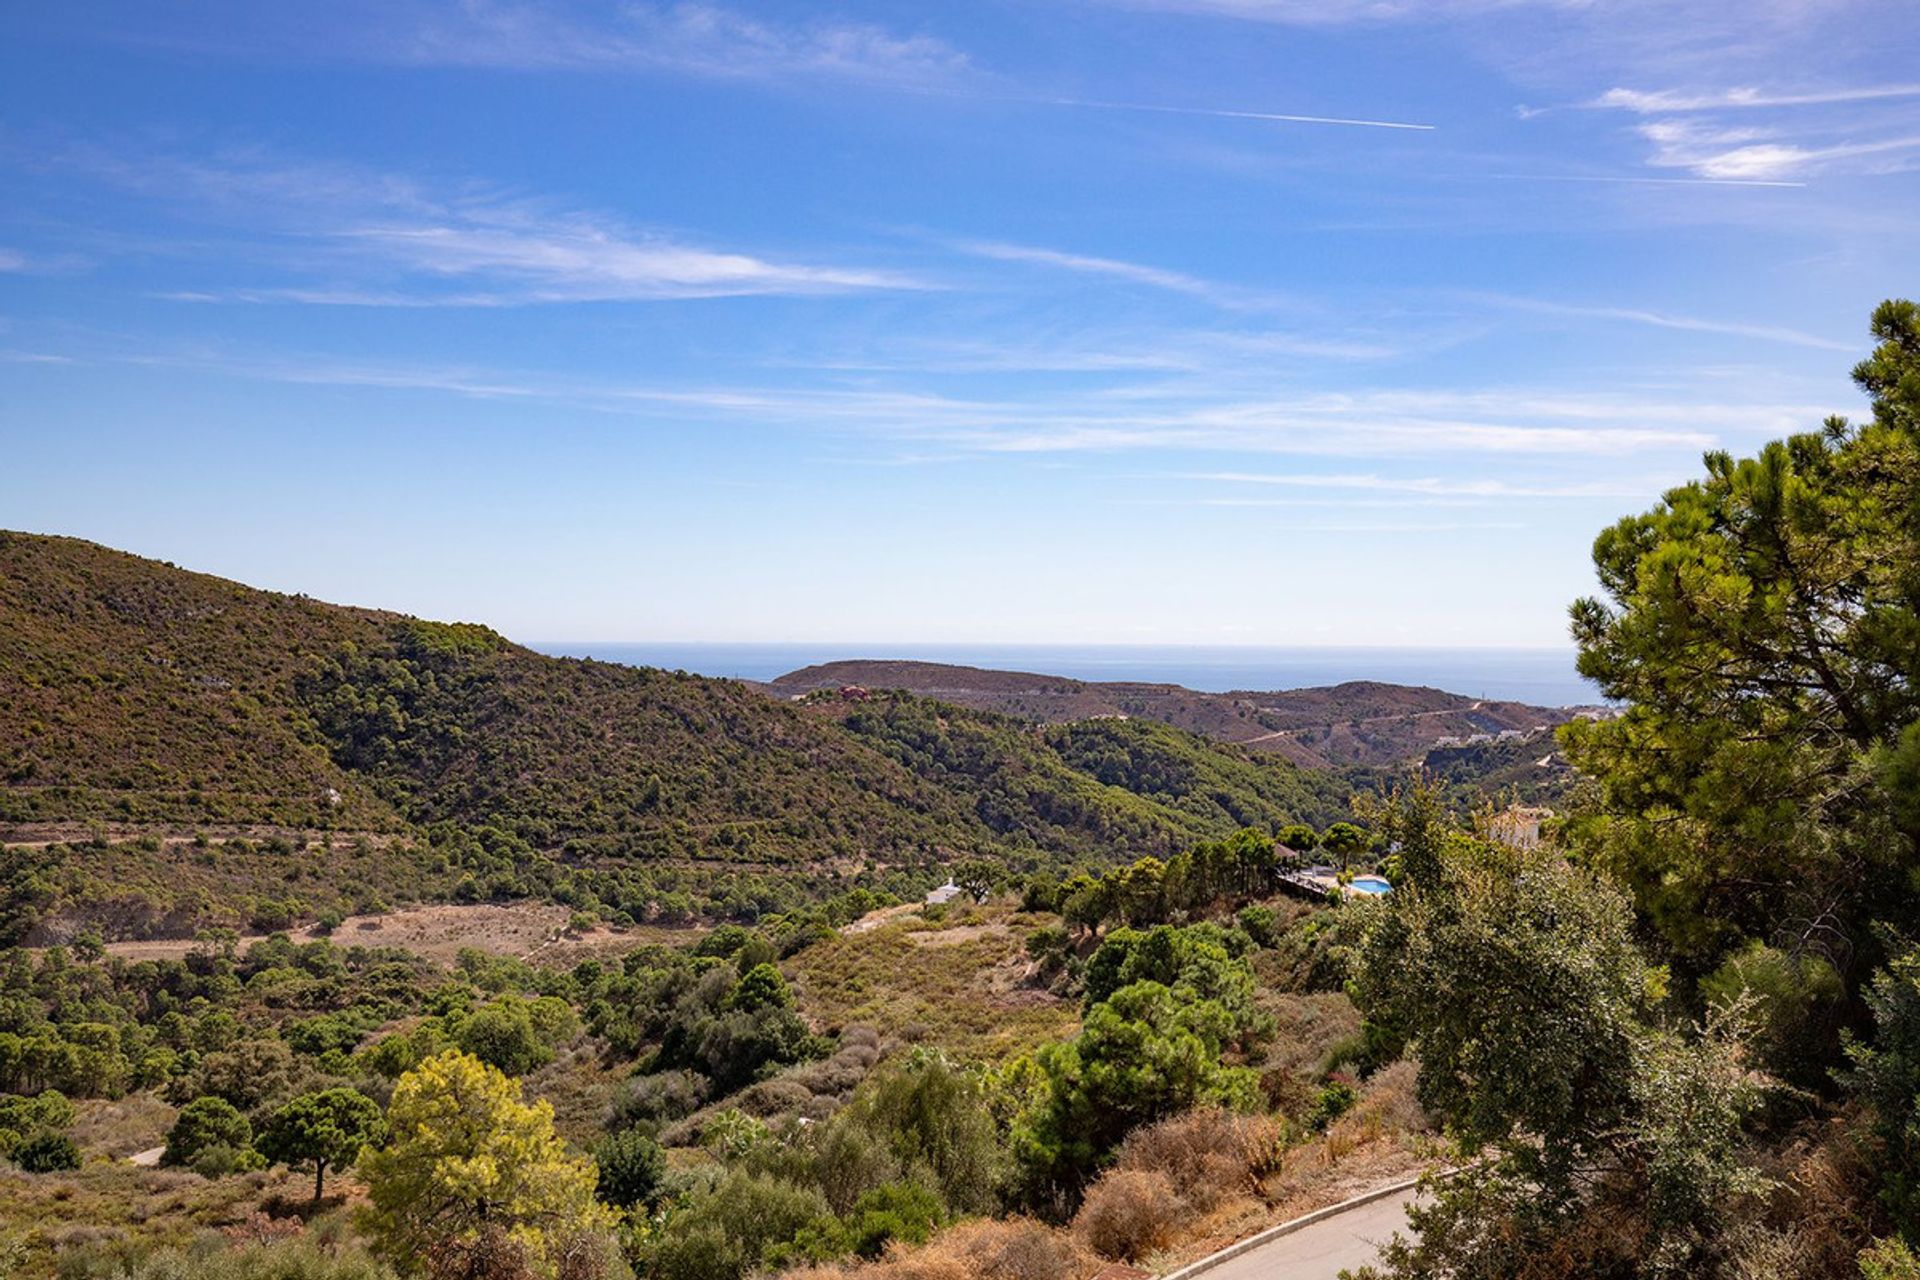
top-left (256, 1087), bottom-right (385, 1204)
top-left (357, 1050), bottom-right (612, 1277)
top-left (1565, 299), bottom-right (1920, 976)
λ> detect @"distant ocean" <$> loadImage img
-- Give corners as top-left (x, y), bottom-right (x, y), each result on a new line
top-left (530, 643), bottom-right (1600, 708)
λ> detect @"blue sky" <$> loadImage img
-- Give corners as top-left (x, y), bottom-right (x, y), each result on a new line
top-left (2, 1), bottom-right (1916, 647)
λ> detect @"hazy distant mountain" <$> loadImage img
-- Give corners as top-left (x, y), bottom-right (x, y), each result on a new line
top-left (769, 659), bottom-right (1583, 770)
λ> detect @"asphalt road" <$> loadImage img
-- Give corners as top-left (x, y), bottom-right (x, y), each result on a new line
top-left (1194, 1187), bottom-right (1417, 1280)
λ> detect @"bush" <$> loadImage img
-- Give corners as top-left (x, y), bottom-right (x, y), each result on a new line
top-left (1073, 1169), bottom-right (1181, 1261)
top-left (838, 1182), bottom-right (945, 1260)
top-left (1862, 1237), bottom-right (1920, 1280)
top-left (1111, 1107), bottom-right (1279, 1214)
top-left (593, 1127), bottom-right (666, 1210)
top-left (642, 1170), bottom-right (829, 1280)
top-left (190, 1142), bottom-right (266, 1178)
top-left (458, 1002), bottom-right (553, 1077)
top-left (163, 1096), bottom-right (252, 1169)
top-left (781, 1218), bottom-right (1090, 1280)
top-left (13, 1129), bottom-right (81, 1172)
top-left (609, 1071), bottom-right (705, 1127)
top-left (1303, 1080), bottom-right (1358, 1131)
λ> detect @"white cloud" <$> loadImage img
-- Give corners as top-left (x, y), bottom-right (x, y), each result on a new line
top-left (954, 239), bottom-right (1279, 309)
top-left (336, 220), bottom-right (920, 302)
top-left (1592, 83), bottom-right (1920, 113)
top-left (1470, 292), bottom-right (1852, 350)
top-left (399, 1), bottom-right (970, 85)
top-left (0, 249), bottom-right (26, 272)
top-left (1092, 0), bottom-right (1577, 24)
top-left (1187, 471), bottom-right (1666, 497)
top-left (1637, 119), bottom-right (1920, 179)
top-left (67, 148), bottom-right (925, 305)
top-left (114, 344), bottom-right (1791, 461)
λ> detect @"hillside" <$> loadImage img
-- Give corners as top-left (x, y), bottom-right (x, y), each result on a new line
top-left (770, 659), bottom-right (1580, 769)
top-left (0, 533), bottom-right (1341, 907)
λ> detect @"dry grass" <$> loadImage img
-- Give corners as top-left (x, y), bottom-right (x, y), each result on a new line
top-left (68, 1094), bottom-right (177, 1159)
top-left (0, 1158), bottom-right (333, 1274)
top-left (1259, 1060), bottom-right (1434, 1220)
top-left (100, 901), bottom-right (700, 968)
top-left (786, 906), bottom-right (1076, 1060)
top-left (782, 1217), bottom-right (1097, 1280)
top-left (1255, 991), bottom-right (1362, 1079)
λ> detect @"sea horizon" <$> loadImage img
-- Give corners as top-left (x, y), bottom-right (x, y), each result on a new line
top-left (530, 641), bottom-right (1600, 708)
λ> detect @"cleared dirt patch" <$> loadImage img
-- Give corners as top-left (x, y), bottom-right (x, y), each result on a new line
top-left (101, 901), bottom-right (700, 968)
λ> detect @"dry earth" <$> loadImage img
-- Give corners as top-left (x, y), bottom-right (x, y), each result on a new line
top-left (100, 901), bottom-right (701, 967)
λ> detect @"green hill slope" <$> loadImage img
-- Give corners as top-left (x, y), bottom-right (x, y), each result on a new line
top-left (0, 532), bottom-right (1341, 887)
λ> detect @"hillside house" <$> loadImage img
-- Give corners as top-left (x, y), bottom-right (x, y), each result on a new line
top-left (1489, 805), bottom-right (1553, 850)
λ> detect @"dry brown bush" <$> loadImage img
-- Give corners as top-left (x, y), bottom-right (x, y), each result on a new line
top-left (782, 1217), bottom-right (1093, 1280)
top-left (1073, 1169), bottom-right (1183, 1262)
top-left (1347, 1060), bottom-right (1426, 1136)
top-left (898, 1217), bottom-right (1093, 1280)
top-left (1737, 1106), bottom-right (1884, 1278)
top-left (1112, 1108), bottom-right (1281, 1213)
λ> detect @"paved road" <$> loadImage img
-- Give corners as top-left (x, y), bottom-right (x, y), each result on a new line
top-left (1195, 1188), bottom-right (1417, 1280)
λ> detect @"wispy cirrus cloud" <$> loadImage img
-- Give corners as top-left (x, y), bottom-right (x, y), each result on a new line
top-left (953, 239), bottom-right (1282, 310)
top-left (326, 218), bottom-right (920, 303)
top-left (394, 1), bottom-right (971, 85)
top-left (102, 343), bottom-right (1793, 460)
top-left (1089, 0), bottom-right (1577, 25)
top-left (1468, 292), bottom-right (1852, 350)
top-left (1590, 83), bottom-right (1920, 113)
top-left (63, 147), bottom-right (926, 305)
top-left (1633, 118), bottom-right (1920, 180)
top-left (1184, 470), bottom-right (1671, 498)
top-left (1566, 72), bottom-right (1920, 180)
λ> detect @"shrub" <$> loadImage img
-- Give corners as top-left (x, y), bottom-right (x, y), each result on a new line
top-left (779, 1217), bottom-right (1089, 1280)
top-left (14, 1129), bottom-right (81, 1172)
top-left (1111, 1107), bottom-right (1280, 1214)
top-left (163, 1096), bottom-right (252, 1169)
top-left (838, 1181), bottom-right (945, 1259)
top-left (609, 1070), bottom-right (705, 1127)
top-left (593, 1127), bottom-right (666, 1210)
top-left (191, 1143), bottom-right (266, 1178)
top-left (52, 1237), bottom-right (395, 1280)
top-left (642, 1170), bottom-right (829, 1280)
top-left (1073, 1169), bottom-right (1181, 1261)
top-left (1303, 1080), bottom-right (1358, 1132)
top-left (1862, 1237), bottom-right (1920, 1280)
top-left (458, 1002), bottom-right (554, 1077)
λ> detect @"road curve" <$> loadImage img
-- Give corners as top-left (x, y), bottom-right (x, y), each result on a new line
top-left (1169, 1186), bottom-right (1418, 1280)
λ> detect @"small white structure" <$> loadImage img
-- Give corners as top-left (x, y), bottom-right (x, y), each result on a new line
top-left (1490, 805), bottom-right (1553, 850)
top-left (925, 881), bottom-right (964, 905)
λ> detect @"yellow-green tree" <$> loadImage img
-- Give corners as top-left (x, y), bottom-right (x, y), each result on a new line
top-left (358, 1049), bottom-right (613, 1276)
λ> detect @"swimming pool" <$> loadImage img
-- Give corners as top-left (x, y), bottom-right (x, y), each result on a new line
top-left (1350, 876), bottom-right (1393, 895)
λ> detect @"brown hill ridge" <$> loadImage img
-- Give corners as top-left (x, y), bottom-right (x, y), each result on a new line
top-left (769, 660), bottom-right (1586, 770)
